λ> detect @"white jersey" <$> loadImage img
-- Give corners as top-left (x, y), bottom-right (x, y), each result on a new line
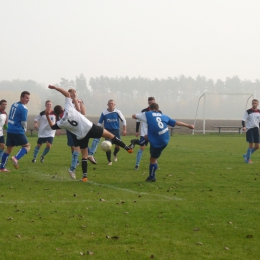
top-left (0, 110), bottom-right (7, 137)
top-left (242, 108), bottom-right (260, 129)
top-left (57, 97), bottom-right (93, 140)
top-left (138, 119), bottom-right (148, 136)
top-left (34, 111), bottom-right (56, 138)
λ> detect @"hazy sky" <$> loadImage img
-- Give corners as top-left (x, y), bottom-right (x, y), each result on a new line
top-left (1, 0), bottom-right (260, 85)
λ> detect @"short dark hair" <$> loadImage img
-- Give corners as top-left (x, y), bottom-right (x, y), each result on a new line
top-left (21, 91), bottom-right (30, 97)
top-left (148, 97), bottom-right (155, 101)
top-left (54, 105), bottom-right (63, 116)
top-left (45, 100), bottom-right (52, 105)
top-left (0, 99), bottom-right (7, 104)
top-left (150, 103), bottom-right (159, 111)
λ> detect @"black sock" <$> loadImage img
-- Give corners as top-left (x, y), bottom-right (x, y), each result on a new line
top-left (114, 147), bottom-right (120, 156)
top-left (82, 158), bottom-right (88, 177)
top-left (111, 137), bottom-right (128, 150)
top-left (106, 150), bottom-right (111, 162)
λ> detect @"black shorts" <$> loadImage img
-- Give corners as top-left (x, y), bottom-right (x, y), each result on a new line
top-left (78, 124), bottom-right (104, 149)
top-left (150, 144), bottom-right (167, 159)
top-left (6, 133), bottom-right (28, 147)
top-left (37, 137), bottom-right (54, 145)
top-left (0, 135), bottom-right (4, 144)
top-left (246, 127), bottom-right (259, 143)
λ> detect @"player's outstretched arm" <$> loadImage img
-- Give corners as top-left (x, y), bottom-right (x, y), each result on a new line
top-left (48, 85), bottom-right (70, 98)
top-left (45, 110), bottom-right (54, 127)
top-left (176, 121), bottom-right (194, 129)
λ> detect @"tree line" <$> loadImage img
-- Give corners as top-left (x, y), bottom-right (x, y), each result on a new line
top-left (1, 74), bottom-right (259, 119)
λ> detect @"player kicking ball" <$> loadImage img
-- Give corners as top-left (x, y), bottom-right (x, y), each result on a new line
top-left (132, 103), bottom-right (194, 182)
top-left (46, 85), bottom-right (133, 182)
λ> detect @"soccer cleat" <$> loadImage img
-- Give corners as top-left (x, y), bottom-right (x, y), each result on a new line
top-left (134, 165), bottom-right (139, 170)
top-left (40, 156), bottom-right (44, 163)
top-left (145, 176), bottom-right (156, 182)
top-left (128, 144), bottom-right (135, 150)
top-left (0, 168), bottom-right (10, 172)
top-left (130, 139), bottom-right (139, 148)
top-left (114, 155), bottom-right (117, 162)
top-left (68, 169), bottom-right (76, 179)
top-left (81, 177), bottom-right (88, 182)
top-left (32, 159), bottom-right (36, 163)
top-left (243, 154), bottom-right (253, 164)
top-left (11, 156), bottom-right (19, 169)
top-left (88, 155), bottom-right (97, 165)
top-left (108, 161), bottom-right (112, 166)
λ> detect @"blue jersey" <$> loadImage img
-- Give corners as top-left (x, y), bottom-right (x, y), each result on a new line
top-left (7, 102), bottom-right (28, 134)
top-left (136, 111), bottom-right (176, 148)
top-left (98, 109), bottom-right (126, 130)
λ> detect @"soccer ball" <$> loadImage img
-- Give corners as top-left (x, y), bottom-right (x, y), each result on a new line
top-left (101, 140), bottom-right (112, 152)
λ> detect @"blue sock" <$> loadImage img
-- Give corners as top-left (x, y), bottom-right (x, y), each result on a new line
top-left (16, 147), bottom-right (27, 160)
top-left (0, 148), bottom-right (4, 160)
top-left (149, 163), bottom-right (158, 178)
top-left (70, 151), bottom-right (79, 171)
top-left (89, 138), bottom-right (100, 156)
top-left (136, 149), bottom-right (143, 166)
top-left (33, 146), bottom-right (40, 159)
top-left (42, 147), bottom-right (50, 156)
top-left (251, 148), bottom-right (255, 154)
top-left (246, 148), bottom-right (252, 159)
top-left (0, 152), bottom-right (9, 169)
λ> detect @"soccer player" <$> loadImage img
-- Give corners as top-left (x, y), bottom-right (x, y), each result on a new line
top-left (0, 91), bottom-right (31, 172)
top-left (46, 85), bottom-right (133, 182)
top-left (0, 100), bottom-right (8, 160)
top-left (242, 99), bottom-right (260, 164)
top-left (132, 103), bottom-right (194, 182)
top-left (131, 97), bottom-right (162, 170)
top-left (66, 89), bottom-right (86, 177)
top-left (32, 100), bottom-right (58, 163)
top-left (92, 100), bottom-right (128, 165)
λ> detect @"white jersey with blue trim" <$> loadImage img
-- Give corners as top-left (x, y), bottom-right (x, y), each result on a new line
top-left (135, 111), bottom-right (176, 148)
top-left (98, 108), bottom-right (126, 130)
top-left (57, 97), bottom-right (93, 140)
top-left (242, 108), bottom-right (260, 129)
top-left (0, 110), bottom-right (7, 137)
top-left (34, 111), bottom-right (57, 138)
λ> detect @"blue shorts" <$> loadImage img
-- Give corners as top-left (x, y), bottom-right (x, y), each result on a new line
top-left (150, 145), bottom-right (167, 159)
top-left (37, 137), bottom-right (54, 145)
top-left (246, 127), bottom-right (260, 143)
top-left (66, 130), bottom-right (78, 147)
top-left (0, 135), bottom-right (4, 144)
top-left (139, 136), bottom-right (149, 147)
top-left (105, 129), bottom-right (120, 144)
top-left (6, 133), bottom-right (28, 147)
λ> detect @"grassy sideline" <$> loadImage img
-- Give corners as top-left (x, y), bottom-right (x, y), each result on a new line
top-left (0, 134), bottom-right (259, 260)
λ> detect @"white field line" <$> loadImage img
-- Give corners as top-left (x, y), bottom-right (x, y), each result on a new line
top-left (89, 180), bottom-right (182, 201)
top-left (0, 173), bottom-right (183, 204)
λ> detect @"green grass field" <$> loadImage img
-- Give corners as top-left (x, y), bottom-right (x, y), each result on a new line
top-left (0, 134), bottom-right (259, 260)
